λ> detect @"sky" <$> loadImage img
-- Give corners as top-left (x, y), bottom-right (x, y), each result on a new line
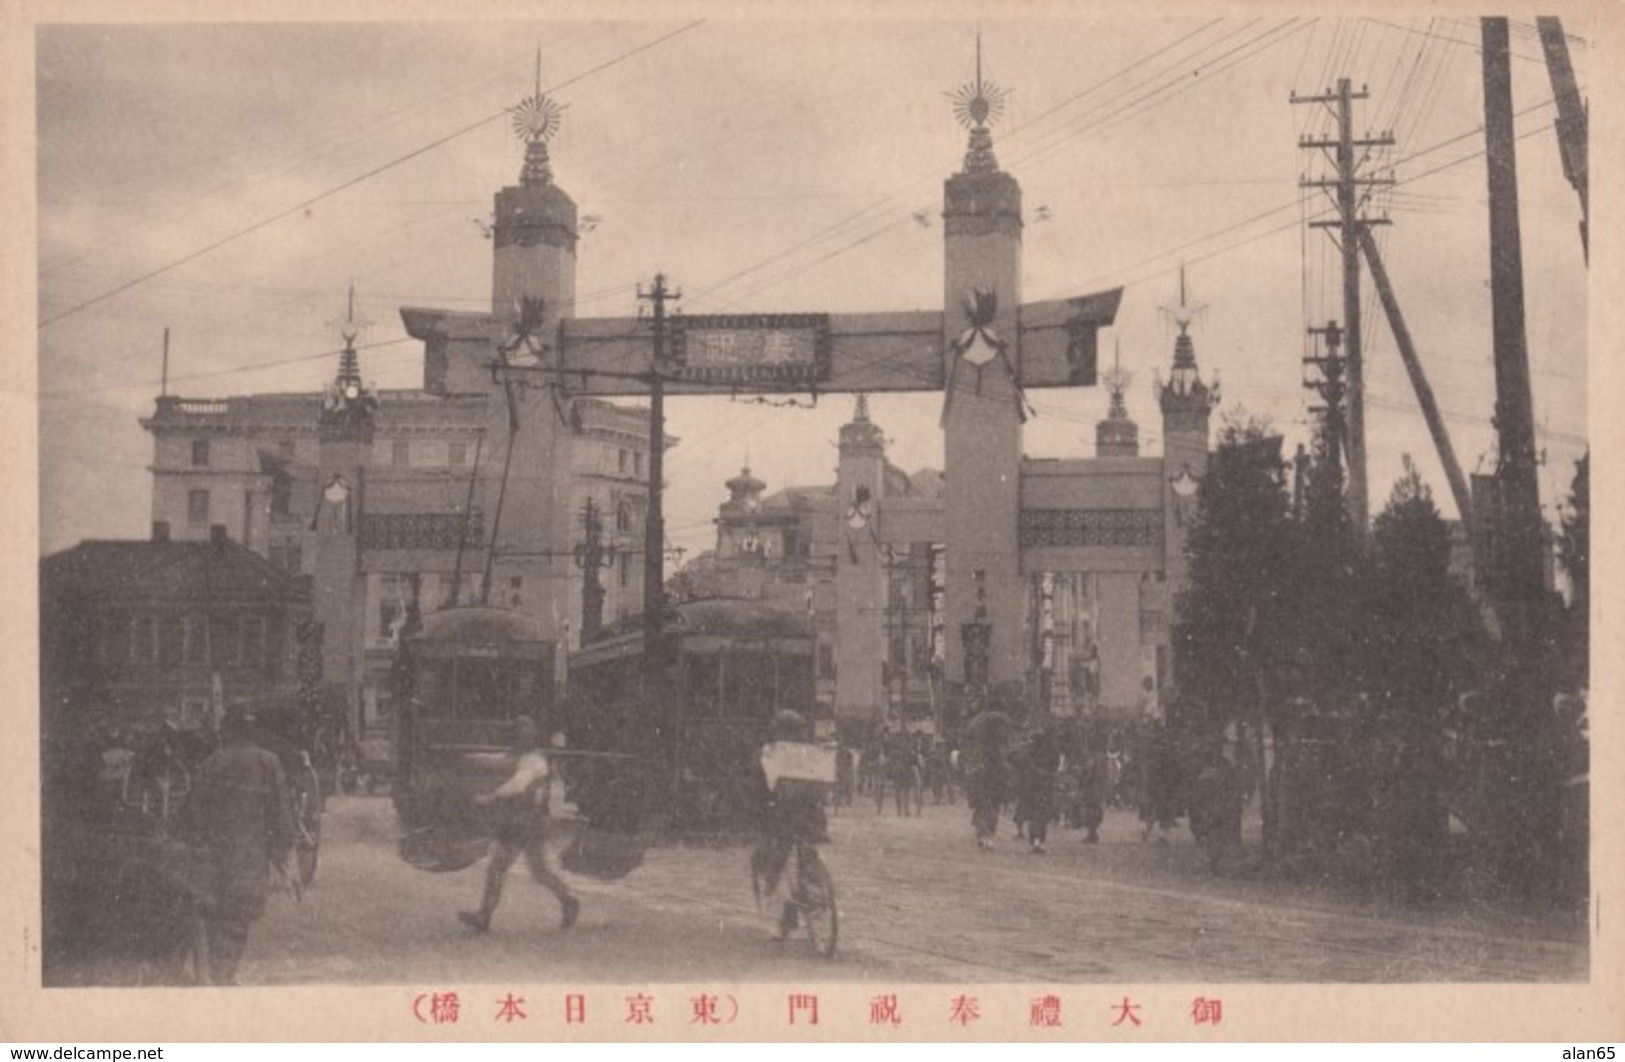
top-left (33, 16), bottom-right (1592, 562)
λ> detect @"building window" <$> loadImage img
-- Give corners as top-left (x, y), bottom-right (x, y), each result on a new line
top-left (508, 575), bottom-right (523, 608)
top-left (618, 552), bottom-right (630, 589)
top-left (633, 451), bottom-right (643, 478)
top-left (448, 441), bottom-right (468, 466)
top-left (130, 615), bottom-right (159, 665)
top-left (187, 489), bottom-right (210, 526)
top-left (179, 696), bottom-right (209, 728)
top-left (182, 615), bottom-right (210, 666)
top-left (615, 501), bottom-right (633, 534)
top-left (618, 450), bottom-right (629, 476)
top-left (392, 440), bottom-right (411, 466)
top-left (158, 616), bottom-right (183, 671)
top-left (191, 439), bottom-right (210, 467)
top-left (376, 573), bottom-right (413, 643)
top-left (239, 615), bottom-right (267, 667)
top-left (414, 440), bottom-right (448, 467)
top-left (100, 610), bottom-right (130, 666)
top-left (269, 466), bottom-right (294, 521)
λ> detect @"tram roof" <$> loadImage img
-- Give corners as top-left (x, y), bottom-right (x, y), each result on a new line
top-left (409, 605), bottom-right (552, 653)
top-left (574, 597), bottom-right (814, 661)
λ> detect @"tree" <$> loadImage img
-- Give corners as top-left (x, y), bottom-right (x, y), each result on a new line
top-left (1368, 456), bottom-right (1482, 713)
top-left (1557, 451), bottom-right (1589, 687)
top-left (1172, 414), bottom-right (1296, 731)
top-left (1289, 429), bottom-right (1375, 705)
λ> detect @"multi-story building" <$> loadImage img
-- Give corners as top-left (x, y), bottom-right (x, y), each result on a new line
top-left (681, 320), bottom-right (1214, 737)
top-left (40, 523), bottom-right (313, 733)
top-left (141, 127), bottom-right (656, 743)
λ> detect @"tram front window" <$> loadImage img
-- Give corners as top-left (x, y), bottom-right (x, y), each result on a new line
top-left (456, 658), bottom-right (513, 718)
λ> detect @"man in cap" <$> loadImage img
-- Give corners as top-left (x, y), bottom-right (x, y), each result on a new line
top-left (184, 704), bottom-right (294, 985)
top-left (459, 716), bottom-right (580, 933)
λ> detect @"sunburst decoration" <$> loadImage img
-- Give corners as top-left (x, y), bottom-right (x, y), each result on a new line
top-left (510, 92), bottom-right (563, 144)
top-left (950, 76), bottom-right (1008, 131)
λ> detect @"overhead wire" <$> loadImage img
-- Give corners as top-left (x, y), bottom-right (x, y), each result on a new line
top-left (38, 20), bottom-right (708, 330)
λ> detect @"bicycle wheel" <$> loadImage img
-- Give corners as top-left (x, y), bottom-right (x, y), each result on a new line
top-left (294, 787), bottom-right (321, 887)
top-left (748, 846), bottom-right (771, 914)
top-left (296, 818), bottom-right (320, 886)
top-left (795, 848), bottom-right (838, 959)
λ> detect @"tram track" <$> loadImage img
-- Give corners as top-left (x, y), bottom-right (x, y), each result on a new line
top-left (851, 844), bottom-right (1578, 982)
top-left (599, 827), bottom-right (1580, 982)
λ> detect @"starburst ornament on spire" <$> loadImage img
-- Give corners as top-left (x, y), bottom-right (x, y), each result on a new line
top-left (508, 50), bottom-right (565, 187)
top-left (948, 34), bottom-right (1009, 174)
top-left (510, 93), bottom-right (563, 144)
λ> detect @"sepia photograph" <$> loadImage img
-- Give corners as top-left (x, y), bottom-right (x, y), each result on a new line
top-left (10, 5), bottom-right (1617, 1040)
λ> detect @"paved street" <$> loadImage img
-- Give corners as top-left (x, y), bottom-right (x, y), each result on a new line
top-left (237, 794), bottom-right (1586, 986)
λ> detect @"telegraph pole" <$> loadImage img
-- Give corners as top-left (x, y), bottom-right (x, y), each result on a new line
top-left (1535, 17), bottom-right (1589, 264)
top-left (574, 497), bottom-right (610, 643)
top-left (1293, 79), bottom-right (1394, 539)
top-left (1483, 16), bottom-right (1558, 898)
top-left (637, 274), bottom-right (678, 676)
top-left (1482, 19), bottom-right (1546, 657)
top-left (1303, 320), bottom-right (1348, 499)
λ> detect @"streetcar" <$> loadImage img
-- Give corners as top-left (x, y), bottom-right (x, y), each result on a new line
top-left (566, 597), bottom-right (818, 831)
top-left (390, 605), bottom-right (558, 832)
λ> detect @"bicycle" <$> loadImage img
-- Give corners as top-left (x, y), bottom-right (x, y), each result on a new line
top-left (751, 840), bottom-right (838, 959)
top-left (287, 751), bottom-right (322, 890)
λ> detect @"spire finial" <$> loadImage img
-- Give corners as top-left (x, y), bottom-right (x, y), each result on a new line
top-left (949, 33), bottom-right (1009, 174)
top-left (1103, 337), bottom-right (1133, 418)
top-left (854, 392), bottom-right (871, 423)
top-left (1162, 261), bottom-right (1206, 339)
top-left (510, 56), bottom-right (564, 188)
top-left (327, 282), bottom-right (371, 372)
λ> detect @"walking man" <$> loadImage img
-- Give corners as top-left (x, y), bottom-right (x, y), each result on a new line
top-left (185, 705), bottom-right (294, 985)
top-left (1018, 726), bottom-right (1061, 854)
top-left (966, 731), bottom-right (1008, 850)
top-left (460, 717), bottom-right (580, 933)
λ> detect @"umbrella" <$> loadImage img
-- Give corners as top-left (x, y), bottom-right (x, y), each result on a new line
top-left (962, 710), bottom-right (1016, 746)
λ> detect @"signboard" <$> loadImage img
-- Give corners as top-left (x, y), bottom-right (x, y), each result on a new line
top-left (666, 313), bottom-right (831, 386)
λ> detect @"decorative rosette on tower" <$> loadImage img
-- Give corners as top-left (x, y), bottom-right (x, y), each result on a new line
top-left (510, 90), bottom-right (563, 188)
top-left (948, 36), bottom-right (1009, 175)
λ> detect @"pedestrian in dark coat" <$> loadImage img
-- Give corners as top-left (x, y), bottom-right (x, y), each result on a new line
top-left (1018, 728), bottom-right (1061, 853)
top-left (966, 739), bottom-right (1008, 850)
top-left (1075, 729), bottom-right (1107, 843)
top-left (1138, 720), bottom-right (1178, 844)
top-left (185, 708), bottom-right (295, 985)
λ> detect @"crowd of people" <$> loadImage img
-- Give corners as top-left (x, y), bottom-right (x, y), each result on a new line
top-left (43, 702), bottom-right (323, 986)
top-left (827, 717), bottom-right (1248, 866)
